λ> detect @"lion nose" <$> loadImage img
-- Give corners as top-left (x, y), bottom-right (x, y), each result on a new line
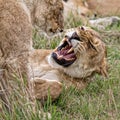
top-left (60, 29), bottom-right (63, 32)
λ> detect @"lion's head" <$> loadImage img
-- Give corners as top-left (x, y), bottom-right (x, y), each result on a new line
top-left (31, 0), bottom-right (64, 36)
top-left (49, 26), bottom-right (108, 78)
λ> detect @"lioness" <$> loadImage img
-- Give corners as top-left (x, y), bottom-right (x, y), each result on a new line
top-left (0, 0), bottom-right (63, 111)
top-left (30, 26), bottom-right (108, 101)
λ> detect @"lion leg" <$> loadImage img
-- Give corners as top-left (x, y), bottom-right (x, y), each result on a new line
top-left (0, 0), bottom-right (32, 111)
top-left (30, 77), bottom-right (62, 101)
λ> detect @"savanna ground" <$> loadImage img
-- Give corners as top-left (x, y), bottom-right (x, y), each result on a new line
top-left (0, 18), bottom-right (120, 120)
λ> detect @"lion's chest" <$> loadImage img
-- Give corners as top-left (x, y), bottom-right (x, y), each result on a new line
top-left (63, 64), bottom-right (95, 79)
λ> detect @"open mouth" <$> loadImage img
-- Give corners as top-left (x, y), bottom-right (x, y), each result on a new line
top-left (52, 33), bottom-right (78, 67)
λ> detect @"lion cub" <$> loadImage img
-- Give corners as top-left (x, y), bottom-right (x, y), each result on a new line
top-left (30, 26), bottom-right (108, 101)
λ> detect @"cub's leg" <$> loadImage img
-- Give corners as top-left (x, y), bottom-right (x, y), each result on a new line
top-left (0, 0), bottom-right (32, 110)
top-left (30, 72), bottom-right (62, 101)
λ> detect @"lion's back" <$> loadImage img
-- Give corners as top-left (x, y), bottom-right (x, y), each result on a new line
top-left (0, 0), bottom-right (32, 59)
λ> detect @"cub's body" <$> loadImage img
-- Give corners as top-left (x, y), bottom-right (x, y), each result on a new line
top-left (30, 27), bottom-right (107, 101)
top-left (30, 49), bottom-right (87, 100)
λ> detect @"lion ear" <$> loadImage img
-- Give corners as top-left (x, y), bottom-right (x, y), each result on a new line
top-left (88, 30), bottom-right (101, 51)
top-left (99, 58), bottom-right (108, 78)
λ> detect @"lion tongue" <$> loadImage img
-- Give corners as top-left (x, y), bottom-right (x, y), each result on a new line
top-left (57, 46), bottom-right (76, 60)
top-left (58, 46), bottom-right (71, 55)
top-left (64, 53), bottom-right (76, 60)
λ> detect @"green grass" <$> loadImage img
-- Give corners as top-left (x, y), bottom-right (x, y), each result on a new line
top-left (1, 20), bottom-right (120, 120)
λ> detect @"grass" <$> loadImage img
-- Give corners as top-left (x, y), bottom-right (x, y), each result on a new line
top-left (1, 18), bottom-right (120, 120)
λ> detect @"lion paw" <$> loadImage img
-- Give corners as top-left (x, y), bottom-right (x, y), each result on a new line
top-left (31, 78), bottom-right (62, 101)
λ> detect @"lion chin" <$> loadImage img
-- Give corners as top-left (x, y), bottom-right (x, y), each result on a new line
top-left (29, 26), bottom-right (108, 101)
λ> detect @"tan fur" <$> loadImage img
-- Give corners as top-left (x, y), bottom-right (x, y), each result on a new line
top-left (87, 0), bottom-right (120, 17)
top-left (30, 27), bottom-right (108, 101)
top-left (0, 0), bottom-right (63, 110)
top-left (22, 0), bottom-right (64, 35)
top-left (63, 0), bottom-right (93, 24)
top-left (63, 0), bottom-right (120, 19)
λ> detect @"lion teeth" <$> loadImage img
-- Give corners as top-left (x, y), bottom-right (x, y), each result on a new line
top-left (62, 38), bottom-right (67, 42)
top-left (58, 55), bottom-right (63, 60)
top-left (54, 48), bottom-right (57, 52)
top-left (66, 39), bottom-right (71, 46)
top-left (61, 48), bottom-right (64, 51)
top-left (62, 38), bottom-right (71, 46)
top-left (67, 48), bottom-right (74, 53)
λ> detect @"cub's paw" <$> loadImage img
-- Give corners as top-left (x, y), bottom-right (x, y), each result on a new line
top-left (31, 78), bottom-right (62, 101)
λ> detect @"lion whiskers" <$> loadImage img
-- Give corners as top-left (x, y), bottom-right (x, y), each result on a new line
top-left (77, 43), bottom-right (86, 53)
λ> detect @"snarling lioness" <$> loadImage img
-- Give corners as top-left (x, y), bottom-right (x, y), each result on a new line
top-left (30, 26), bottom-right (108, 101)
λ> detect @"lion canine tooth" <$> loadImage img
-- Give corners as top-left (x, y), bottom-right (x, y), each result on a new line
top-left (66, 39), bottom-right (71, 46)
top-left (58, 55), bottom-right (63, 60)
top-left (61, 48), bottom-right (65, 51)
top-left (62, 38), bottom-right (71, 45)
top-left (62, 38), bottom-right (67, 42)
top-left (67, 47), bottom-right (73, 53)
top-left (54, 48), bottom-right (57, 52)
